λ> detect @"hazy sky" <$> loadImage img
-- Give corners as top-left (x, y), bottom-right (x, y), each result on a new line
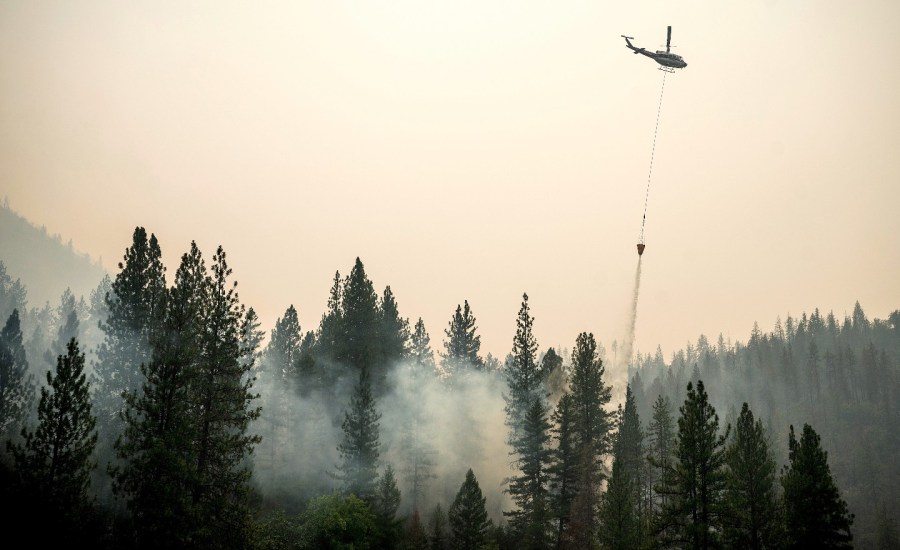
top-left (2, 1), bottom-right (898, 376)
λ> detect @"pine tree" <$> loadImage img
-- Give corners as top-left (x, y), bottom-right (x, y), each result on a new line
top-left (113, 242), bottom-right (206, 547)
top-left (241, 307), bottom-right (264, 372)
top-left (646, 394), bottom-right (676, 526)
top-left (82, 274), bottom-right (112, 362)
top-left (8, 338), bottom-right (97, 541)
top-left (566, 332), bottom-right (613, 545)
top-left (43, 290), bottom-right (80, 370)
top-left (0, 309), bottom-right (34, 438)
top-left (190, 244), bottom-right (261, 548)
top-left (380, 285), bottom-right (410, 367)
top-left (257, 305), bottom-right (303, 488)
top-left (548, 393), bottom-right (577, 549)
top-left (781, 423), bottom-right (853, 549)
top-left (505, 293), bottom-right (544, 438)
top-left (411, 317), bottom-right (436, 376)
top-left (506, 396), bottom-right (552, 549)
top-left (93, 227), bottom-right (167, 489)
top-left (374, 464), bottom-right (404, 548)
top-left (315, 270), bottom-right (344, 390)
top-left (441, 300), bottom-right (483, 381)
top-left (430, 503), bottom-right (450, 550)
top-left (569, 332), bottom-right (613, 465)
top-left (656, 381), bottom-right (729, 550)
top-left (449, 468), bottom-right (492, 550)
top-left (335, 367), bottom-right (382, 502)
top-left (504, 294), bottom-right (552, 548)
top-left (561, 448), bottom-right (599, 550)
top-left (0, 261), bottom-right (28, 323)
top-left (600, 454), bottom-right (639, 550)
top-left (542, 347), bottom-right (566, 401)
top-left (340, 258), bottom-right (383, 386)
top-left (599, 384), bottom-right (645, 550)
top-left (723, 403), bottom-right (779, 550)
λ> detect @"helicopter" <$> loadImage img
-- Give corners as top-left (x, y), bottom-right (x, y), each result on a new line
top-left (622, 26), bottom-right (686, 71)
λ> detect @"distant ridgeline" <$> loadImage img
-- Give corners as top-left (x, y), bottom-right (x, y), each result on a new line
top-left (0, 200), bottom-right (107, 311)
top-left (628, 303), bottom-right (900, 548)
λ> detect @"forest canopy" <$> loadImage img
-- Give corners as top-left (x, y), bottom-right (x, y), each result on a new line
top-left (0, 226), bottom-right (897, 549)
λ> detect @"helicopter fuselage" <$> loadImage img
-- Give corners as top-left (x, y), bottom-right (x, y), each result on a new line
top-left (622, 34), bottom-right (687, 69)
top-left (650, 50), bottom-right (686, 68)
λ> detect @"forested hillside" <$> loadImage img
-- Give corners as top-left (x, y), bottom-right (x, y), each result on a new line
top-left (629, 306), bottom-right (900, 548)
top-left (0, 200), bottom-right (107, 309)
top-left (0, 224), bottom-right (897, 548)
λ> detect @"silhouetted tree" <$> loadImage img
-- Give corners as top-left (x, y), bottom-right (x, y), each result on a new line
top-left (504, 294), bottom-right (552, 548)
top-left (599, 384), bottom-right (645, 550)
top-left (340, 258), bottom-right (384, 387)
top-left (0, 261), bottom-right (28, 324)
top-left (506, 397), bottom-right (552, 549)
top-left (335, 367), bottom-right (381, 502)
top-left (0, 309), bottom-right (33, 439)
top-left (411, 317), bottom-right (436, 376)
top-left (380, 285), bottom-right (410, 368)
top-left (505, 294), bottom-right (545, 438)
top-left (441, 300), bottom-right (483, 380)
top-left (188, 244), bottom-right (261, 548)
top-left (93, 227), bottom-right (166, 500)
top-left (656, 381), bottom-right (729, 549)
top-left (449, 468), bottom-right (491, 550)
top-left (548, 393), bottom-right (577, 549)
top-left (566, 332), bottom-right (613, 545)
top-left (113, 242), bottom-right (206, 547)
top-left (723, 403), bottom-right (779, 550)
top-left (647, 394), bottom-right (675, 517)
top-left (781, 423), bottom-right (853, 549)
top-left (8, 338), bottom-right (98, 543)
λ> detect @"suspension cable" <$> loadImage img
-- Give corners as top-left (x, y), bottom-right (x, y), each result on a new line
top-left (640, 70), bottom-right (667, 244)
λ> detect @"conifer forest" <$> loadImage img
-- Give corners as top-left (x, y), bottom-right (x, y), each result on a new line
top-left (1, 226), bottom-right (897, 549)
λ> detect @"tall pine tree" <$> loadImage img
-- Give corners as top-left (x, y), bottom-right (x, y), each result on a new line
top-left (113, 242), bottom-right (206, 547)
top-left (723, 403), bottom-right (779, 550)
top-left (93, 227), bottom-right (166, 499)
top-left (548, 392), bottom-right (578, 549)
top-left (647, 394), bottom-right (675, 518)
top-left (380, 285), bottom-right (410, 368)
top-left (340, 258), bottom-right (383, 388)
top-left (506, 396), bottom-right (552, 549)
top-left (504, 294), bottom-right (552, 548)
top-left (566, 332), bottom-right (613, 546)
top-left (505, 294), bottom-right (544, 437)
top-left (8, 338), bottom-right (98, 542)
top-left (189, 244), bottom-right (261, 548)
top-left (781, 423), bottom-right (853, 549)
top-left (599, 384), bottom-right (646, 550)
top-left (656, 381), bottom-right (729, 550)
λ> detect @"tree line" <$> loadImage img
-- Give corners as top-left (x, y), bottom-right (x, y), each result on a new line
top-left (0, 226), bottom-right (895, 548)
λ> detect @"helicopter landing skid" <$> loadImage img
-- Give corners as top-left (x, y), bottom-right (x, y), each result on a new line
top-left (657, 66), bottom-right (676, 74)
